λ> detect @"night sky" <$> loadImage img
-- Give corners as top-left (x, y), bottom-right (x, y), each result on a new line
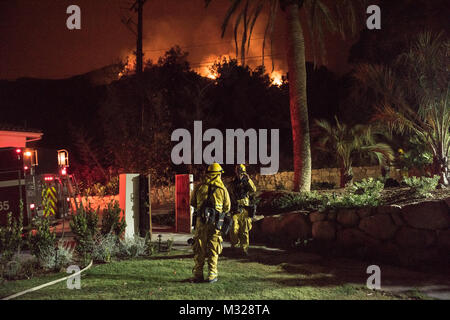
top-left (0, 0), bottom-right (356, 80)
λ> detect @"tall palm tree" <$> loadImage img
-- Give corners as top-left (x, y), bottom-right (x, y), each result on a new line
top-left (354, 31), bottom-right (449, 186)
top-left (315, 117), bottom-right (394, 187)
top-left (205, 0), bottom-right (367, 191)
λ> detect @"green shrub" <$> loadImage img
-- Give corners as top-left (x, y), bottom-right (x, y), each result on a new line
top-left (403, 175), bottom-right (440, 198)
top-left (271, 182), bottom-right (383, 212)
top-left (272, 191), bottom-right (325, 211)
top-left (0, 212), bottom-right (24, 261)
top-left (349, 178), bottom-right (384, 196)
top-left (118, 236), bottom-right (147, 258)
top-left (92, 233), bottom-right (119, 263)
top-left (70, 204), bottom-right (99, 264)
top-left (28, 216), bottom-right (56, 261)
top-left (101, 200), bottom-right (126, 237)
top-left (37, 242), bottom-right (74, 270)
top-left (323, 192), bottom-right (381, 209)
top-left (0, 258), bottom-right (38, 280)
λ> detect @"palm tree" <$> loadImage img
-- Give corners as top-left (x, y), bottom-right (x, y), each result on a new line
top-left (315, 117), bottom-right (394, 187)
top-left (205, 0), bottom-right (367, 191)
top-left (354, 31), bottom-right (449, 186)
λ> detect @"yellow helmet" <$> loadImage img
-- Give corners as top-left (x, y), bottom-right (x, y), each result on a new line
top-left (237, 164), bottom-right (246, 172)
top-left (207, 163), bottom-right (224, 173)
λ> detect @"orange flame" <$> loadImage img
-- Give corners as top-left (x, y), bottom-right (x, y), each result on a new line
top-left (270, 71), bottom-right (283, 86)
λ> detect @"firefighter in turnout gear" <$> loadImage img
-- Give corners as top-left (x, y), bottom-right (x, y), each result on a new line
top-left (190, 163), bottom-right (231, 283)
top-left (229, 164), bottom-right (257, 255)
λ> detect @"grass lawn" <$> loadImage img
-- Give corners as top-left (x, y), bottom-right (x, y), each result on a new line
top-left (0, 247), bottom-right (424, 300)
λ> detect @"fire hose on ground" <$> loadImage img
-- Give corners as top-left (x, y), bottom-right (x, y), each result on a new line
top-left (1, 260), bottom-right (93, 300)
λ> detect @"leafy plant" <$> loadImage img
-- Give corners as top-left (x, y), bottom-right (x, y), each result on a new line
top-left (0, 257), bottom-right (39, 281)
top-left (101, 200), bottom-right (126, 237)
top-left (396, 138), bottom-right (434, 172)
top-left (70, 204), bottom-right (99, 264)
top-left (349, 178), bottom-right (384, 196)
top-left (315, 117), bottom-right (394, 187)
top-left (271, 183), bottom-right (384, 212)
top-left (403, 175), bottom-right (440, 198)
top-left (92, 233), bottom-right (119, 263)
top-left (118, 236), bottom-right (147, 258)
top-left (38, 242), bottom-right (74, 271)
top-left (355, 31), bottom-right (450, 186)
top-left (28, 216), bottom-right (56, 262)
top-left (0, 212), bottom-right (23, 261)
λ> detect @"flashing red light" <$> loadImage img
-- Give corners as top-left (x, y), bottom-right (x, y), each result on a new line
top-left (15, 148), bottom-right (22, 154)
top-left (24, 166), bottom-right (29, 170)
top-left (66, 197), bottom-right (70, 202)
top-left (44, 176), bottom-right (54, 182)
top-left (30, 203), bottom-right (35, 210)
top-left (61, 167), bottom-right (67, 175)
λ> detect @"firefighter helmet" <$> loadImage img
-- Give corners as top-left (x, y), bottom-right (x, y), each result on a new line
top-left (207, 163), bottom-right (224, 173)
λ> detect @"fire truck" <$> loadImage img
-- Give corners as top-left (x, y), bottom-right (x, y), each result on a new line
top-left (0, 143), bottom-right (78, 227)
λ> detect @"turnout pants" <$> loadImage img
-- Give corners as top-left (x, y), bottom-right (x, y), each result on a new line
top-left (192, 219), bottom-right (223, 280)
top-left (230, 208), bottom-right (252, 253)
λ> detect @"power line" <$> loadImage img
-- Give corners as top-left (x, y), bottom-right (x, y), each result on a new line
top-left (141, 34), bottom-right (285, 54)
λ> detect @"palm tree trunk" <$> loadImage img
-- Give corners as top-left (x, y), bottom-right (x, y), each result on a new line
top-left (284, 2), bottom-right (311, 192)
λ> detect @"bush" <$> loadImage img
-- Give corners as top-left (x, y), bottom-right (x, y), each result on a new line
top-left (403, 175), bottom-right (440, 198)
top-left (0, 257), bottom-right (39, 281)
top-left (37, 242), bottom-right (74, 270)
top-left (349, 178), bottom-right (384, 196)
top-left (0, 212), bottom-right (23, 261)
top-left (272, 191), bottom-right (325, 211)
top-left (92, 233), bottom-right (120, 263)
top-left (271, 181), bottom-right (384, 212)
top-left (118, 236), bottom-right (147, 258)
top-left (323, 192), bottom-right (381, 209)
top-left (101, 200), bottom-right (126, 237)
top-left (28, 216), bottom-right (56, 261)
top-left (311, 182), bottom-right (336, 190)
top-left (70, 204), bottom-right (99, 264)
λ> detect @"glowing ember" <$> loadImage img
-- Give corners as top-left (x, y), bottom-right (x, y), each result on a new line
top-left (118, 55), bottom-right (136, 78)
top-left (270, 71), bottom-right (283, 86)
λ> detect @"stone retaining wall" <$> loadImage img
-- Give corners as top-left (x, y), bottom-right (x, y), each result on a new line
top-left (251, 198), bottom-right (450, 265)
top-left (253, 166), bottom-right (403, 191)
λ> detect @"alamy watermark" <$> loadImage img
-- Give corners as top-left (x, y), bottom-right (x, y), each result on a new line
top-left (366, 265), bottom-right (381, 290)
top-left (67, 265), bottom-right (81, 289)
top-left (66, 5), bottom-right (81, 30)
top-left (366, 5), bottom-right (381, 30)
top-left (171, 121), bottom-right (279, 175)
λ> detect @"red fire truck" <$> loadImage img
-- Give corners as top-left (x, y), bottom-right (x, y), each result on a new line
top-left (0, 146), bottom-right (75, 227)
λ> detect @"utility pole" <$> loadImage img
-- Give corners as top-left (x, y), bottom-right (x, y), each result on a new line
top-left (132, 0), bottom-right (145, 75)
top-left (123, 0), bottom-right (147, 131)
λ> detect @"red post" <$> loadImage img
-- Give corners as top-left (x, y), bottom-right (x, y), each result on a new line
top-left (175, 174), bottom-right (193, 233)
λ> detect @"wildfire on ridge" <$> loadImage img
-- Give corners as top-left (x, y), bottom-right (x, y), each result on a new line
top-left (118, 55), bottom-right (136, 78)
top-left (118, 53), bottom-right (284, 87)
